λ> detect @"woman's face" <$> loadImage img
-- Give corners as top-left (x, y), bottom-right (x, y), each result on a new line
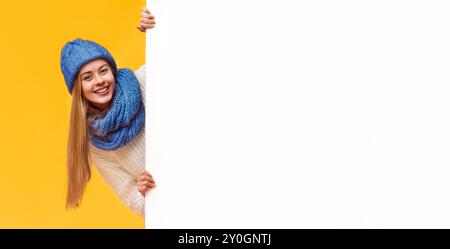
top-left (78, 59), bottom-right (115, 111)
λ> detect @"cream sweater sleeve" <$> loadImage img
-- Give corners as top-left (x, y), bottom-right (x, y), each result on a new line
top-left (90, 147), bottom-right (145, 216)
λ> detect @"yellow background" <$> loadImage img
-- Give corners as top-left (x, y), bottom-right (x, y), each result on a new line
top-left (0, 0), bottom-right (146, 228)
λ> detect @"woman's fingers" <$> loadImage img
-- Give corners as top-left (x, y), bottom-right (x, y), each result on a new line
top-left (137, 178), bottom-right (155, 186)
top-left (140, 17), bottom-right (155, 24)
top-left (140, 6), bottom-right (153, 19)
top-left (137, 171), bottom-right (155, 193)
top-left (141, 12), bottom-right (154, 19)
top-left (139, 185), bottom-right (152, 194)
top-left (138, 180), bottom-right (156, 187)
top-left (137, 175), bottom-right (155, 183)
top-left (138, 184), bottom-right (156, 196)
top-left (138, 174), bottom-right (147, 181)
top-left (139, 23), bottom-right (155, 28)
top-left (138, 6), bottom-right (155, 32)
top-left (137, 172), bottom-right (156, 185)
top-left (146, 182), bottom-right (156, 187)
top-left (137, 20), bottom-right (155, 31)
top-left (141, 14), bottom-right (154, 20)
top-left (145, 176), bottom-right (155, 183)
top-left (137, 169), bottom-right (156, 196)
top-left (142, 170), bottom-right (153, 177)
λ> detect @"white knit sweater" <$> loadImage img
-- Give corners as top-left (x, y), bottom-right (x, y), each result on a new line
top-left (89, 65), bottom-right (146, 217)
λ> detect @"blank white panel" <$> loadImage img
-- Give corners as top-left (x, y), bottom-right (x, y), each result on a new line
top-left (145, 0), bottom-right (450, 228)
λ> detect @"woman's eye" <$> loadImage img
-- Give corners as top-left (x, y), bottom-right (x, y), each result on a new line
top-left (101, 69), bottom-right (108, 74)
top-left (83, 76), bottom-right (91, 81)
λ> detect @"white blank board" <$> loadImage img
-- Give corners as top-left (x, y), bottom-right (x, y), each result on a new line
top-left (145, 0), bottom-right (450, 228)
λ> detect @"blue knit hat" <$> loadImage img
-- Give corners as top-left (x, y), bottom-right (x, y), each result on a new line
top-left (60, 38), bottom-right (117, 93)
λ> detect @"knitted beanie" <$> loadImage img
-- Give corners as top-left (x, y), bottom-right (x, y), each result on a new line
top-left (60, 38), bottom-right (117, 93)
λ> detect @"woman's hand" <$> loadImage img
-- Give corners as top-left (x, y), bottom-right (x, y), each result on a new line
top-left (137, 7), bottom-right (156, 32)
top-left (137, 170), bottom-right (156, 196)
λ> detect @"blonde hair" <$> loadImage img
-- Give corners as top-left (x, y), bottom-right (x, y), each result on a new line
top-left (66, 77), bottom-right (91, 209)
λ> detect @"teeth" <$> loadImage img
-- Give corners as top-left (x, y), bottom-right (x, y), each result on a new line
top-left (95, 86), bottom-right (108, 93)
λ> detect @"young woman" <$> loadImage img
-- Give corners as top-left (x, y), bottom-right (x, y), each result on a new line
top-left (60, 7), bottom-right (156, 216)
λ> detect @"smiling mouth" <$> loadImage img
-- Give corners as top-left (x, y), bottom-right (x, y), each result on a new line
top-left (95, 86), bottom-right (109, 94)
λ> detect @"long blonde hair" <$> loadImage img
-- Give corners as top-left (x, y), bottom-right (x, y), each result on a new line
top-left (66, 77), bottom-right (91, 209)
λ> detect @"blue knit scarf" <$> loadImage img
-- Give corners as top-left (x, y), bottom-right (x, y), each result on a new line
top-left (89, 68), bottom-right (145, 151)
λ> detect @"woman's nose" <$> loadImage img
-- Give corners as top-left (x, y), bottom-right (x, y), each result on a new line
top-left (94, 74), bottom-right (106, 85)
